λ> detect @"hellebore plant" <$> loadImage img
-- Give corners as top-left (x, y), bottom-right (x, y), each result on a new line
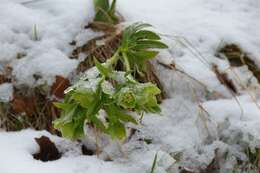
top-left (94, 0), bottom-right (119, 24)
top-left (53, 23), bottom-right (168, 140)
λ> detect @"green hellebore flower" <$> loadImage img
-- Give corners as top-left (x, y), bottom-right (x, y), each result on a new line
top-left (117, 87), bottom-right (136, 109)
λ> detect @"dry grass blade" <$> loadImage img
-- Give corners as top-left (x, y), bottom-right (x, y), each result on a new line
top-left (212, 65), bottom-right (237, 95)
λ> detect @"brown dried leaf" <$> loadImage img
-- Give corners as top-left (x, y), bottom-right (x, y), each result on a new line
top-left (33, 136), bottom-right (61, 162)
top-left (212, 65), bottom-right (237, 95)
top-left (11, 95), bottom-right (36, 116)
top-left (51, 75), bottom-right (70, 99)
top-left (219, 44), bottom-right (260, 83)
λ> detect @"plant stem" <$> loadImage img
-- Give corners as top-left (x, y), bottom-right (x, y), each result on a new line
top-left (105, 50), bottom-right (120, 67)
top-left (122, 52), bottom-right (131, 72)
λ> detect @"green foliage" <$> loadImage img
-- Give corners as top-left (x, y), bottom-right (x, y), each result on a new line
top-left (53, 23), bottom-right (167, 140)
top-left (119, 23), bottom-right (168, 75)
top-left (93, 0), bottom-right (118, 24)
top-left (53, 69), bottom-right (161, 140)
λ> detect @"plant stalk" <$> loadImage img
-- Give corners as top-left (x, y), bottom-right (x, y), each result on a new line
top-left (105, 50), bottom-right (120, 67)
top-left (122, 52), bottom-right (131, 72)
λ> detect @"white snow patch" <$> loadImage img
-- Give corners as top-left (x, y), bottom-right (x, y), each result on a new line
top-left (0, 0), bottom-right (95, 86)
top-left (0, 83), bottom-right (13, 102)
top-left (0, 0), bottom-right (260, 172)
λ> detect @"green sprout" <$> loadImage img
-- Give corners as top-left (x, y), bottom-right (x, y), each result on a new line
top-left (53, 23), bottom-right (167, 140)
top-left (93, 0), bottom-right (119, 24)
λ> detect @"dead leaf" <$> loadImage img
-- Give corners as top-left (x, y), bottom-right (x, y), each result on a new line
top-left (219, 44), bottom-right (260, 83)
top-left (51, 76), bottom-right (70, 99)
top-left (33, 136), bottom-right (61, 162)
top-left (11, 95), bottom-right (36, 116)
top-left (212, 65), bottom-right (237, 94)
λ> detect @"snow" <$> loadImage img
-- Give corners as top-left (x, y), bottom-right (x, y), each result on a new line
top-left (119, 0), bottom-right (260, 95)
top-left (0, 129), bottom-right (174, 173)
top-left (0, 83), bottom-right (13, 102)
top-left (0, 0), bottom-right (94, 86)
top-left (203, 95), bottom-right (260, 138)
top-left (0, 0), bottom-right (260, 173)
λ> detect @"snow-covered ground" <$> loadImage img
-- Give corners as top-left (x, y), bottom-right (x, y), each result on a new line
top-left (0, 0), bottom-right (260, 173)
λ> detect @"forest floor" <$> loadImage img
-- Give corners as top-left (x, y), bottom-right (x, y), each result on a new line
top-left (0, 0), bottom-right (260, 173)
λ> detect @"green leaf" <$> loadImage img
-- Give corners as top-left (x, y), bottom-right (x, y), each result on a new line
top-left (132, 30), bottom-right (161, 40)
top-left (129, 23), bottom-right (152, 32)
top-left (91, 115), bottom-right (106, 132)
top-left (54, 106), bottom-right (86, 140)
top-left (58, 121), bottom-right (85, 140)
top-left (117, 111), bottom-right (137, 124)
top-left (134, 83), bottom-right (161, 113)
top-left (101, 81), bottom-right (115, 95)
top-left (128, 50), bottom-right (159, 61)
top-left (59, 122), bottom-right (75, 139)
top-left (94, 58), bottom-right (111, 77)
top-left (121, 23), bottom-right (153, 48)
top-left (71, 90), bottom-right (95, 108)
top-left (53, 104), bottom-right (77, 127)
top-left (109, 0), bottom-right (117, 14)
top-left (120, 22), bottom-right (168, 75)
top-left (105, 105), bottom-right (118, 124)
top-left (106, 104), bottom-right (137, 124)
top-left (134, 40), bottom-right (168, 49)
top-left (107, 121), bottom-right (126, 140)
top-left (94, 0), bottom-right (109, 10)
top-left (142, 83), bottom-right (161, 95)
top-left (53, 102), bottom-right (74, 110)
top-left (93, 0), bottom-right (118, 24)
